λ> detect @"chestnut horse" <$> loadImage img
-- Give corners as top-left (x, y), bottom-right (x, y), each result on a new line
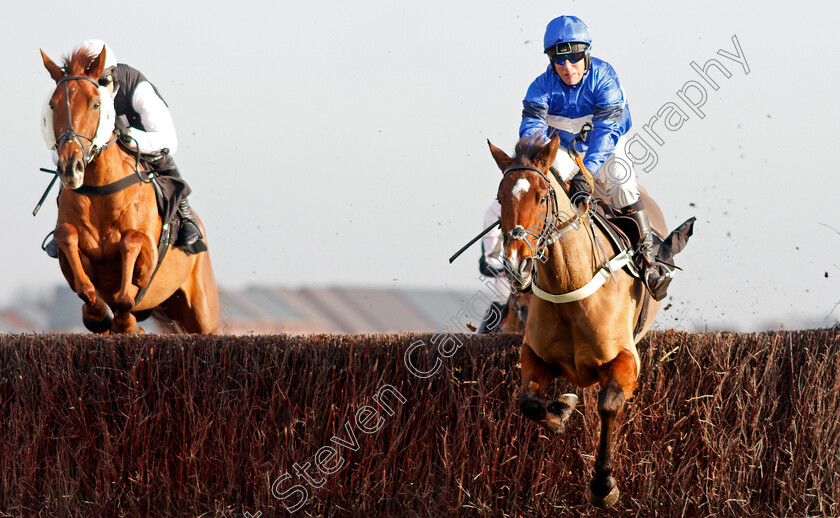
top-left (488, 135), bottom-right (665, 508)
top-left (501, 291), bottom-right (531, 333)
top-left (41, 47), bottom-right (218, 334)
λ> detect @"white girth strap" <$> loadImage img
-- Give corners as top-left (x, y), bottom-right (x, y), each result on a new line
top-left (531, 250), bottom-right (633, 304)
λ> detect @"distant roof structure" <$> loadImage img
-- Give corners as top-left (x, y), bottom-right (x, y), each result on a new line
top-left (396, 288), bottom-right (483, 330)
top-left (0, 284), bottom-right (490, 335)
top-left (335, 288), bottom-right (437, 332)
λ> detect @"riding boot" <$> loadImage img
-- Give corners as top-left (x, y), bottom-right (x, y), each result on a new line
top-left (43, 235), bottom-right (59, 259)
top-left (177, 197), bottom-right (202, 247)
top-left (622, 204), bottom-right (671, 301)
top-left (477, 301), bottom-right (509, 334)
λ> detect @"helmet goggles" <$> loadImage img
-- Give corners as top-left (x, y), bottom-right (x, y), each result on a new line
top-left (547, 41), bottom-right (589, 67)
top-left (550, 50), bottom-right (587, 66)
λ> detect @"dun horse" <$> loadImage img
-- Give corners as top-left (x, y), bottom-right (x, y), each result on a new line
top-left (489, 135), bottom-right (666, 508)
top-left (41, 47), bottom-right (218, 334)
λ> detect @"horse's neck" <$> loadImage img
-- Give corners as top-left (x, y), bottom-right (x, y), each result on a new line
top-left (537, 202), bottom-right (600, 293)
top-left (84, 144), bottom-right (132, 186)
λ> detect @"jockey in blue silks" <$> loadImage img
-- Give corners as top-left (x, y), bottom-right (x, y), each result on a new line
top-left (519, 15), bottom-right (668, 299)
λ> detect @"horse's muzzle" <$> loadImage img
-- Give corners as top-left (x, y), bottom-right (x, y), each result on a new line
top-left (505, 255), bottom-right (534, 290)
top-left (59, 155), bottom-right (85, 190)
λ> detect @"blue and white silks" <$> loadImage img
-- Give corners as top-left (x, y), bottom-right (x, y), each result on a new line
top-left (520, 57), bottom-right (631, 178)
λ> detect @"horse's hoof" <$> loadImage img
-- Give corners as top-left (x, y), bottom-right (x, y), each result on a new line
top-left (547, 393), bottom-right (578, 422)
top-left (518, 392), bottom-right (547, 421)
top-left (558, 392), bottom-right (578, 409)
top-left (83, 313), bottom-right (113, 334)
top-left (589, 484), bottom-right (620, 509)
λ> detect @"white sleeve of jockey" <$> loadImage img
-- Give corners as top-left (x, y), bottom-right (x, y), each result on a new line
top-left (125, 81), bottom-right (178, 155)
top-left (481, 200), bottom-right (505, 271)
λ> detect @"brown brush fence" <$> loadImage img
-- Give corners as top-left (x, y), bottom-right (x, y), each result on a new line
top-left (0, 328), bottom-right (839, 517)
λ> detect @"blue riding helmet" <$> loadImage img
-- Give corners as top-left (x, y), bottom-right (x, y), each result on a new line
top-left (543, 15), bottom-right (592, 54)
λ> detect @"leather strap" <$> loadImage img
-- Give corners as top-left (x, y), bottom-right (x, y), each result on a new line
top-left (531, 250), bottom-right (632, 303)
top-left (71, 171), bottom-right (150, 196)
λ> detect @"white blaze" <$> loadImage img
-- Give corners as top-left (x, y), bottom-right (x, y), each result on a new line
top-left (512, 178), bottom-right (530, 200)
top-left (507, 249), bottom-right (519, 272)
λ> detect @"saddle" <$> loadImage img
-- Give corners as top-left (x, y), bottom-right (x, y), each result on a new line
top-left (577, 195), bottom-right (695, 338)
top-left (584, 198), bottom-right (694, 283)
top-left (134, 153), bottom-right (207, 256)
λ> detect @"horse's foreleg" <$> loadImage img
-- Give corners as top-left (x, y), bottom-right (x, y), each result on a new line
top-left (54, 224), bottom-right (97, 305)
top-left (589, 349), bottom-right (638, 509)
top-left (55, 225), bottom-right (112, 333)
top-left (113, 230), bottom-right (155, 333)
top-left (519, 343), bottom-right (575, 434)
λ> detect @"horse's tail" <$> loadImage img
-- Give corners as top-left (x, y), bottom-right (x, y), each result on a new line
top-left (148, 306), bottom-right (184, 333)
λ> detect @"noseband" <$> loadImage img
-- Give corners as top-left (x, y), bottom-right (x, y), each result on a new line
top-left (53, 75), bottom-right (109, 165)
top-left (501, 165), bottom-right (582, 262)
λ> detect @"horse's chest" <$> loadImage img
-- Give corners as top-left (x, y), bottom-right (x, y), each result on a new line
top-left (526, 313), bottom-right (625, 368)
top-left (75, 221), bottom-right (133, 261)
top-left (69, 197), bottom-right (142, 247)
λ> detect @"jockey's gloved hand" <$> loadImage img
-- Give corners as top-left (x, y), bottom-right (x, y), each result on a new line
top-left (115, 125), bottom-right (133, 145)
top-left (568, 171), bottom-right (590, 198)
top-left (113, 118), bottom-right (133, 145)
top-left (568, 171), bottom-right (592, 209)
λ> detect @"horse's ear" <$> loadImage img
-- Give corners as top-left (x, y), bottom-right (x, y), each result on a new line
top-left (534, 134), bottom-right (561, 170)
top-left (85, 46), bottom-right (107, 79)
top-left (41, 50), bottom-right (63, 82)
top-left (487, 140), bottom-right (513, 173)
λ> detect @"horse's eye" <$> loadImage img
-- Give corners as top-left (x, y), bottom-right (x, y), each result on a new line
top-left (48, 101), bottom-right (55, 110)
top-left (92, 100), bottom-right (101, 110)
top-left (540, 195), bottom-right (548, 204)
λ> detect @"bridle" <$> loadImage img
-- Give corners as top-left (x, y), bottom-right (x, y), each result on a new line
top-left (34, 73), bottom-right (148, 212)
top-left (500, 165), bottom-right (583, 263)
top-left (52, 75), bottom-right (115, 166)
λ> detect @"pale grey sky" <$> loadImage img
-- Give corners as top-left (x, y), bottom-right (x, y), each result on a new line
top-left (3, 0), bottom-right (838, 331)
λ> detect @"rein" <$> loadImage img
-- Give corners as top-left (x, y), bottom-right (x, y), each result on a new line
top-left (70, 171), bottom-right (152, 196)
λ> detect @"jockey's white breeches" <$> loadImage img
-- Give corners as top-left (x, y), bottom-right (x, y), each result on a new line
top-left (552, 134), bottom-right (640, 210)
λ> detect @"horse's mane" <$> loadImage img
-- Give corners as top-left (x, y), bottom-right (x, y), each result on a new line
top-left (61, 49), bottom-right (97, 76)
top-left (512, 135), bottom-right (547, 167)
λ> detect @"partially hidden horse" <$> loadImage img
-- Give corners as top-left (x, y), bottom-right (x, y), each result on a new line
top-left (499, 291), bottom-right (531, 333)
top-left (41, 47), bottom-right (218, 334)
top-left (488, 135), bottom-right (667, 508)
